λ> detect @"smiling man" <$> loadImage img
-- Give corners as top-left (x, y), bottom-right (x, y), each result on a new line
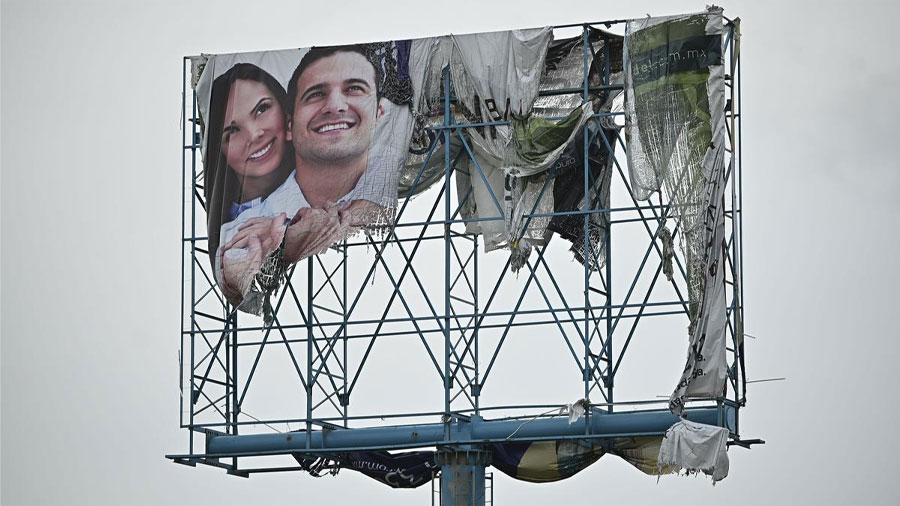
top-left (286, 45), bottom-right (389, 209)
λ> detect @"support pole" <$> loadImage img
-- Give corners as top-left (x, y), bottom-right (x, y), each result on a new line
top-left (436, 446), bottom-right (491, 506)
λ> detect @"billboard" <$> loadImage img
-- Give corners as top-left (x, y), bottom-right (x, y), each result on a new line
top-left (192, 28), bottom-right (624, 319)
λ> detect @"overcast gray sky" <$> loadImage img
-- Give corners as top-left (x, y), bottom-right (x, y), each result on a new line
top-left (3, 0), bottom-right (899, 504)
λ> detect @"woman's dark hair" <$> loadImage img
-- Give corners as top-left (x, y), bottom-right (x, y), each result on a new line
top-left (203, 63), bottom-right (293, 269)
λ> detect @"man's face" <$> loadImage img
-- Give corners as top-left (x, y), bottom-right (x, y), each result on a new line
top-left (289, 51), bottom-right (383, 165)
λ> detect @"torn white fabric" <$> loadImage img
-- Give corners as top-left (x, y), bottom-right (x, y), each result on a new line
top-left (657, 419), bottom-right (729, 484)
top-left (397, 37), bottom-right (450, 198)
top-left (559, 398), bottom-right (589, 425)
top-left (450, 28), bottom-right (557, 255)
top-left (189, 54), bottom-right (210, 90)
top-left (451, 28), bottom-right (553, 121)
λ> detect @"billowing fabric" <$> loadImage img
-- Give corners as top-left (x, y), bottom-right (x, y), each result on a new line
top-left (490, 440), bottom-right (604, 483)
top-left (540, 29), bottom-right (624, 270)
top-left (490, 435), bottom-right (675, 483)
top-left (657, 419), bottom-right (729, 483)
top-left (397, 38), bottom-right (451, 198)
top-left (609, 436), bottom-right (676, 475)
top-left (289, 432), bottom-right (720, 487)
top-left (413, 28), bottom-right (623, 201)
top-left (669, 156), bottom-right (728, 413)
top-left (622, 8), bottom-right (729, 412)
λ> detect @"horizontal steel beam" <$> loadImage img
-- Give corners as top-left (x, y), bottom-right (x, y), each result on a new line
top-left (203, 407), bottom-right (731, 457)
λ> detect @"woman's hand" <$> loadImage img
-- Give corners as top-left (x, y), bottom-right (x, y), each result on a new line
top-left (222, 213), bottom-right (287, 254)
top-left (217, 213), bottom-right (287, 304)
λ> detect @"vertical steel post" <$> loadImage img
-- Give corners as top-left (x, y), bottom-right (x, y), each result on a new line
top-left (342, 241), bottom-right (349, 426)
top-left (189, 76), bottom-right (198, 453)
top-left (473, 235), bottom-right (480, 415)
top-left (737, 27), bottom-right (745, 406)
top-left (443, 66), bottom-right (452, 431)
top-left (307, 257), bottom-right (314, 449)
top-left (231, 311), bottom-right (239, 472)
top-left (232, 312), bottom-right (239, 434)
top-left (226, 312), bottom-right (231, 433)
top-left (603, 36), bottom-right (614, 412)
top-left (437, 65), bottom-right (490, 506)
top-left (728, 23), bottom-right (740, 412)
top-left (581, 25), bottom-right (591, 411)
top-left (180, 58), bottom-right (187, 431)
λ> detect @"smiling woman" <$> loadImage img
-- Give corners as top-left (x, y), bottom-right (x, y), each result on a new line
top-left (222, 80), bottom-right (288, 180)
top-left (203, 63), bottom-right (295, 300)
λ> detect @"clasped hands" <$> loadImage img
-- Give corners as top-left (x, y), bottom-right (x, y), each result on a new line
top-left (217, 200), bottom-right (381, 305)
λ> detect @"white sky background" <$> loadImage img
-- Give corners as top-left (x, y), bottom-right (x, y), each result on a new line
top-left (2, 0), bottom-right (899, 504)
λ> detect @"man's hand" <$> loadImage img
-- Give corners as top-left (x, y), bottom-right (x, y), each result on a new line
top-left (283, 205), bottom-right (344, 264)
top-left (336, 199), bottom-right (386, 227)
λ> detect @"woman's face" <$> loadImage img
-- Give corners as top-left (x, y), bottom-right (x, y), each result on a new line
top-left (221, 79), bottom-right (287, 178)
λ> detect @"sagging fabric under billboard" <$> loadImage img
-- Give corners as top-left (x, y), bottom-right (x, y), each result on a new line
top-left (192, 28), bottom-right (624, 320)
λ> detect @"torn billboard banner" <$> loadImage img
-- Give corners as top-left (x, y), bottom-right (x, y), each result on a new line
top-left (622, 8), bottom-right (729, 413)
top-left (191, 26), bottom-right (629, 317)
top-left (195, 43), bottom-right (416, 320)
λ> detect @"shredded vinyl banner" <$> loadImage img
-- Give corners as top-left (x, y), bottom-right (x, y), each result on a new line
top-left (622, 8), bottom-right (729, 412)
top-left (192, 29), bottom-right (624, 318)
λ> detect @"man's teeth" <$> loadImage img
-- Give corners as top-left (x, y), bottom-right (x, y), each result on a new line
top-left (316, 123), bottom-right (350, 133)
top-left (249, 141), bottom-right (272, 160)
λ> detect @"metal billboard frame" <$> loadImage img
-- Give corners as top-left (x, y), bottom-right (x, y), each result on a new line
top-left (169, 19), bottom-right (747, 498)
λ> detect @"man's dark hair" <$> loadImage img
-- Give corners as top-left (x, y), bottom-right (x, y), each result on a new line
top-left (286, 44), bottom-right (383, 114)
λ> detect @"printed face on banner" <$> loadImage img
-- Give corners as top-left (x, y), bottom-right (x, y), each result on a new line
top-left (222, 79), bottom-right (289, 179)
top-left (201, 44), bottom-right (412, 314)
top-left (289, 50), bottom-right (384, 170)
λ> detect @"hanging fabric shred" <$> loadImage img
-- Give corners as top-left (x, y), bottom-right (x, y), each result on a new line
top-left (449, 28), bottom-right (554, 260)
top-left (623, 7), bottom-right (729, 414)
top-left (293, 449), bottom-right (438, 488)
top-left (546, 120), bottom-right (618, 271)
top-left (659, 223), bottom-right (674, 282)
top-left (657, 419), bottom-right (730, 484)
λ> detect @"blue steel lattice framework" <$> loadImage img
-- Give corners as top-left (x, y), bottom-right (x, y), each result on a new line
top-left (170, 20), bottom-right (748, 493)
